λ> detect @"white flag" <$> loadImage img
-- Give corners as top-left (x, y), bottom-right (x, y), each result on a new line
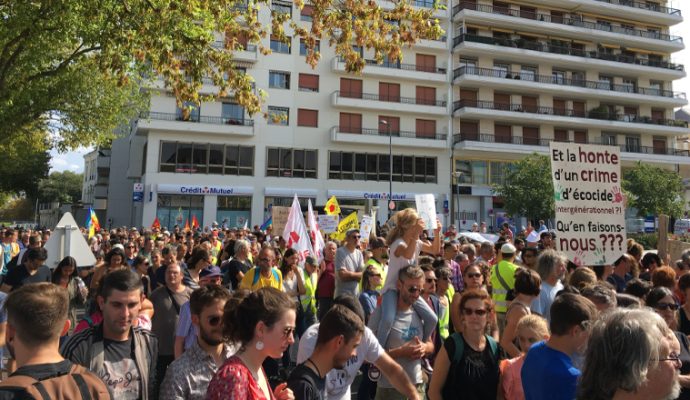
top-left (283, 194), bottom-right (314, 262)
top-left (307, 199), bottom-right (325, 263)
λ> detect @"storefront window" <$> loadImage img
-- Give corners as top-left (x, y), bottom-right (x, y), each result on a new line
top-left (157, 195), bottom-right (204, 231)
top-left (217, 196), bottom-right (252, 228)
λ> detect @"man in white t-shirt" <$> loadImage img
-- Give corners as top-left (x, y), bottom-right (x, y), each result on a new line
top-left (334, 229), bottom-right (364, 297)
top-left (297, 295), bottom-right (419, 400)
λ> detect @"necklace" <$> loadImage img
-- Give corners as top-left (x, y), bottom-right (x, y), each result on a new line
top-left (306, 358), bottom-right (323, 378)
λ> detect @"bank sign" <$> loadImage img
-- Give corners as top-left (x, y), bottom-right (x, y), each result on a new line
top-left (157, 184), bottom-right (253, 196)
top-left (363, 192), bottom-right (410, 200)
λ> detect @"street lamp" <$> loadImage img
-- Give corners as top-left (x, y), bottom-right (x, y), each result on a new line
top-left (380, 119), bottom-right (393, 219)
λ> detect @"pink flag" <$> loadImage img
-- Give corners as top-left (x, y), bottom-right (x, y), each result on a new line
top-left (283, 194), bottom-right (314, 262)
top-left (307, 199), bottom-right (325, 263)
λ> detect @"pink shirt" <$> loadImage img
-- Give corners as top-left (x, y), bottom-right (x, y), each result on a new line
top-left (500, 355), bottom-right (526, 400)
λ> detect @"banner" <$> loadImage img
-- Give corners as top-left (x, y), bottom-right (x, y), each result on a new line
top-left (360, 214), bottom-right (375, 246)
top-left (415, 194), bottom-right (437, 232)
top-left (307, 200), bottom-right (325, 263)
top-left (331, 211), bottom-right (359, 242)
top-left (317, 215), bottom-right (339, 233)
top-left (271, 206), bottom-right (291, 236)
top-left (550, 142), bottom-right (626, 266)
top-left (283, 195), bottom-right (314, 261)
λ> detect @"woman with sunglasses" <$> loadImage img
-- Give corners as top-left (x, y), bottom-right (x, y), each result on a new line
top-left (450, 263), bottom-right (487, 333)
top-left (429, 289), bottom-right (504, 400)
top-left (647, 286), bottom-right (690, 399)
top-left (207, 287), bottom-right (296, 400)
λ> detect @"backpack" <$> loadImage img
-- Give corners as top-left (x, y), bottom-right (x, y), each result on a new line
top-left (252, 267), bottom-right (280, 286)
top-left (449, 332), bottom-right (499, 365)
top-left (0, 363), bottom-right (111, 400)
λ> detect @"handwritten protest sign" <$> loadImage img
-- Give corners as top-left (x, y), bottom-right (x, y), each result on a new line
top-left (550, 142), bottom-right (626, 266)
top-left (415, 194), bottom-right (437, 232)
top-left (360, 214), bottom-right (374, 245)
top-left (271, 206), bottom-right (290, 237)
top-left (317, 214), bottom-right (339, 233)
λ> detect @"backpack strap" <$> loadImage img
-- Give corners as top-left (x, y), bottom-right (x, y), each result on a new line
top-left (450, 332), bottom-right (464, 363)
top-left (252, 267), bottom-right (280, 287)
top-left (71, 374), bottom-right (93, 400)
top-left (485, 335), bottom-right (499, 362)
top-left (272, 268), bottom-right (280, 283)
top-left (252, 267), bottom-right (261, 286)
top-left (31, 381), bottom-right (51, 400)
top-left (494, 264), bottom-right (511, 293)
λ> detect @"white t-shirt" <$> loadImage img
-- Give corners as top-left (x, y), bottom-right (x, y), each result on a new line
top-left (382, 238), bottom-right (423, 293)
top-left (283, 267), bottom-right (303, 303)
top-left (297, 324), bottom-right (384, 400)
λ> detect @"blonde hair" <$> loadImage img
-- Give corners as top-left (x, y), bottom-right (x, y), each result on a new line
top-left (386, 208), bottom-right (419, 244)
top-left (516, 314), bottom-right (549, 338)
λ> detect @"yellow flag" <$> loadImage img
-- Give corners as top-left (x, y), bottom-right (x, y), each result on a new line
top-left (324, 195), bottom-right (341, 216)
top-left (330, 211), bottom-right (359, 241)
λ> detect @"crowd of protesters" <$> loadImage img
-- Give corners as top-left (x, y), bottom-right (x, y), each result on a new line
top-left (0, 211), bottom-right (685, 399)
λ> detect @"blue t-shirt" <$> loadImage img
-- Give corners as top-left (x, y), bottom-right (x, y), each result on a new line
top-left (521, 341), bottom-right (579, 400)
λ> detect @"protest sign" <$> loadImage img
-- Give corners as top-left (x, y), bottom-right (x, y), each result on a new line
top-left (271, 206), bottom-right (290, 237)
top-left (331, 212), bottom-right (359, 241)
top-left (360, 214), bottom-right (374, 245)
top-left (317, 214), bottom-right (339, 233)
top-left (415, 194), bottom-right (437, 232)
top-left (550, 142), bottom-right (626, 266)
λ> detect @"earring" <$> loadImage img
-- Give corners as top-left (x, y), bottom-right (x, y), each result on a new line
top-left (255, 340), bottom-right (264, 351)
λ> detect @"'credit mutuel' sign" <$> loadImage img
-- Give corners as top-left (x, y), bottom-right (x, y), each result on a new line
top-left (157, 184), bottom-right (253, 196)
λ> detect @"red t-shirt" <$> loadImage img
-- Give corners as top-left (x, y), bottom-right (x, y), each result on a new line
top-left (207, 356), bottom-right (275, 400)
top-left (316, 259), bottom-right (336, 298)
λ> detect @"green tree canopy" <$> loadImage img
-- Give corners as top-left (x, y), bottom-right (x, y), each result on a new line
top-left (0, 128), bottom-right (51, 198)
top-left (492, 153), bottom-right (554, 221)
top-left (1, 0), bottom-right (443, 150)
top-left (622, 162), bottom-right (685, 218)
top-left (37, 171), bottom-right (84, 205)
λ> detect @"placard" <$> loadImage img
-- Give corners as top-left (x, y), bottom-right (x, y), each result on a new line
top-left (550, 142), bottom-right (626, 266)
top-left (271, 206), bottom-right (290, 237)
top-left (317, 214), bottom-right (339, 233)
top-left (415, 194), bottom-right (437, 232)
top-left (360, 214), bottom-right (374, 245)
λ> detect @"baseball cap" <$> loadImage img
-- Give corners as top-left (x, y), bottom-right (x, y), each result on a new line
top-left (305, 256), bottom-right (317, 266)
top-left (501, 243), bottom-right (517, 254)
top-left (200, 266), bottom-right (222, 279)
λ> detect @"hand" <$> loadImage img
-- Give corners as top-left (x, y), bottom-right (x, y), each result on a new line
top-left (434, 218), bottom-right (442, 232)
top-left (401, 337), bottom-right (425, 359)
top-left (274, 382), bottom-right (294, 400)
top-left (80, 287), bottom-right (89, 298)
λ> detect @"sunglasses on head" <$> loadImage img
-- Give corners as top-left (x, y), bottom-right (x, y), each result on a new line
top-left (462, 307), bottom-right (487, 316)
top-left (656, 302), bottom-right (679, 311)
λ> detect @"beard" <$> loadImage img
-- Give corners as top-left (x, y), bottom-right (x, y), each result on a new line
top-left (200, 329), bottom-right (224, 347)
top-left (664, 372), bottom-right (681, 400)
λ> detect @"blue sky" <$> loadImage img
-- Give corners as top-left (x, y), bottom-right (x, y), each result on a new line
top-left (50, 1), bottom-right (690, 173)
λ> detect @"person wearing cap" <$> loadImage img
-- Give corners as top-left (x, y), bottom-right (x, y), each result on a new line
top-left (174, 265), bottom-right (224, 359)
top-left (334, 229), bottom-right (365, 297)
top-left (490, 242), bottom-right (519, 334)
top-left (365, 237), bottom-right (388, 292)
top-left (0, 247), bottom-right (51, 293)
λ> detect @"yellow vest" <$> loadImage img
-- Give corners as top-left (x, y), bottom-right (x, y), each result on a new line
top-left (301, 269), bottom-right (317, 315)
top-left (490, 260), bottom-right (518, 313)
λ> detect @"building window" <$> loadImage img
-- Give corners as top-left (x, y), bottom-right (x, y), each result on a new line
top-left (329, 151), bottom-right (436, 183)
top-left (298, 73), bottom-right (319, 92)
top-left (222, 102), bottom-right (246, 125)
top-left (271, 0), bottom-right (292, 15)
top-left (269, 71), bottom-right (290, 89)
top-left (159, 141), bottom-right (254, 176)
top-left (268, 106), bottom-right (289, 125)
top-left (266, 148), bottom-right (317, 178)
top-left (300, 4), bottom-right (314, 21)
top-left (299, 39), bottom-right (320, 55)
top-left (297, 109), bottom-right (318, 127)
top-left (339, 113), bottom-right (362, 134)
top-left (270, 35), bottom-right (291, 54)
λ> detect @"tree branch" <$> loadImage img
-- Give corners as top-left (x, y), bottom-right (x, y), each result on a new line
top-left (26, 44), bottom-right (101, 82)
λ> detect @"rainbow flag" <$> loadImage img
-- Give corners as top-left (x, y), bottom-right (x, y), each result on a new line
top-left (87, 207), bottom-right (101, 239)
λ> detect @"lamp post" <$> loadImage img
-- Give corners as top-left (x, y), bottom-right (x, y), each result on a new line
top-left (380, 119), bottom-right (393, 219)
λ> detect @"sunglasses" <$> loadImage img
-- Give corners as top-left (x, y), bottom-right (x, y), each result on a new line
top-left (466, 273), bottom-right (482, 279)
top-left (426, 278), bottom-right (437, 283)
top-left (208, 316), bottom-right (223, 326)
top-left (462, 307), bottom-right (488, 316)
top-left (283, 326), bottom-right (296, 338)
top-left (655, 302), bottom-right (679, 311)
top-left (406, 286), bottom-right (422, 294)
top-left (350, 235), bottom-right (361, 239)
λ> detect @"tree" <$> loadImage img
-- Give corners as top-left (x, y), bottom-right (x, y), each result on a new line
top-left (37, 171), bottom-right (84, 205)
top-left (492, 153), bottom-right (554, 222)
top-left (0, 127), bottom-right (51, 198)
top-left (622, 162), bottom-right (685, 218)
top-left (1, 1), bottom-right (443, 150)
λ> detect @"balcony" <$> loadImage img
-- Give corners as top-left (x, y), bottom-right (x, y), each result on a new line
top-left (592, 0), bottom-right (680, 16)
top-left (136, 111), bottom-right (255, 136)
top-left (453, 66), bottom-right (687, 107)
top-left (331, 126), bottom-right (448, 148)
top-left (452, 2), bottom-right (683, 52)
top-left (453, 100), bottom-right (689, 135)
top-left (417, 36), bottom-right (448, 51)
top-left (514, 0), bottom-right (681, 25)
top-left (453, 34), bottom-right (685, 78)
top-left (331, 57), bottom-right (447, 83)
top-left (212, 41), bottom-right (258, 63)
top-left (454, 132), bottom-right (690, 164)
top-left (331, 91), bottom-right (448, 115)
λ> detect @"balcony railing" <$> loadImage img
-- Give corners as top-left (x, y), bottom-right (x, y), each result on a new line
top-left (335, 91), bottom-right (447, 107)
top-left (452, 100), bottom-right (689, 128)
top-left (212, 41), bottom-right (258, 51)
top-left (451, 2), bottom-right (682, 42)
top-left (338, 57), bottom-right (446, 74)
top-left (454, 132), bottom-right (690, 157)
top-left (453, 34), bottom-right (684, 71)
top-left (453, 66), bottom-right (686, 99)
top-left (593, 0), bottom-right (681, 16)
top-left (335, 126), bottom-right (447, 140)
top-left (139, 111), bottom-right (254, 126)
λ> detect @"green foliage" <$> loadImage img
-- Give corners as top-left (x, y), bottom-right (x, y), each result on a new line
top-left (1, 0), bottom-right (443, 150)
top-left (38, 171), bottom-right (84, 205)
top-left (492, 153), bottom-right (554, 221)
top-left (0, 197), bottom-right (34, 222)
top-left (622, 162), bottom-right (685, 218)
top-left (627, 233), bottom-right (658, 250)
top-left (0, 128), bottom-right (51, 197)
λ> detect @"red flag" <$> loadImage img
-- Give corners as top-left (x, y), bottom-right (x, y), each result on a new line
top-left (151, 217), bottom-right (161, 230)
top-left (184, 218), bottom-right (190, 232)
top-left (192, 215), bottom-right (200, 230)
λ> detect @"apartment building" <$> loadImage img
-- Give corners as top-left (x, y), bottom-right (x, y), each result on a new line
top-left (110, 0), bottom-right (687, 230)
